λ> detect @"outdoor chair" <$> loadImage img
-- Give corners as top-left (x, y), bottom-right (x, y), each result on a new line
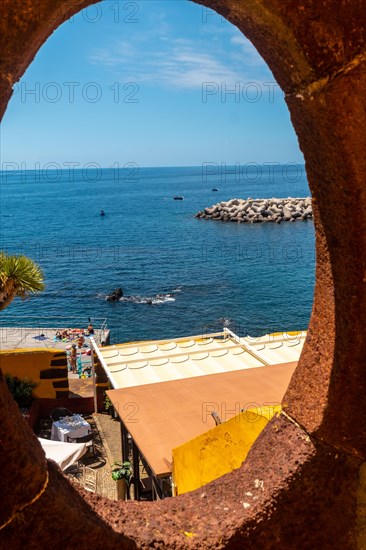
top-left (139, 476), bottom-right (154, 501)
top-left (67, 431), bottom-right (95, 456)
top-left (82, 466), bottom-right (98, 493)
top-left (50, 407), bottom-right (73, 422)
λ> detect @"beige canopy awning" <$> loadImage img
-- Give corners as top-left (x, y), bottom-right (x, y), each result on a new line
top-left (107, 360), bottom-right (297, 478)
top-left (97, 330), bottom-right (305, 390)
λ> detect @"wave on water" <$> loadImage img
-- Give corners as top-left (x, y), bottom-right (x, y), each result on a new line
top-left (100, 291), bottom-right (177, 305)
top-left (121, 293), bottom-right (176, 305)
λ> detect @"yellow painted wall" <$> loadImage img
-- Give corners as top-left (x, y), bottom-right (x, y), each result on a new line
top-left (0, 348), bottom-right (69, 399)
top-left (172, 405), bottom-right (281, 495)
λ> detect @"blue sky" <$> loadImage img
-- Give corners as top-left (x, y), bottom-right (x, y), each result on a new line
top-left (1, 0), bottom-right (304, 168)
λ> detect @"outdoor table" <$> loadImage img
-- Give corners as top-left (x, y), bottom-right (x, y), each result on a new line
top-left (51, 414), bottom-right (91, 442)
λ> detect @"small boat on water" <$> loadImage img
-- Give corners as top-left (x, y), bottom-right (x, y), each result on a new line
top-left (212, 188), bottom-right (219, 192)
top-left (173, 196), bottom-right (184, 200)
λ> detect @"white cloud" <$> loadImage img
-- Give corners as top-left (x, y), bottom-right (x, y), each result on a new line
top-left (89, 41), bottom-right (138, 66)
top-left (140, 49), bottom-right (243, 88)
top-left (231, 35), bottom-right (247, 45)
top-left (230, 33), bottom-right (265, 67)
top-left (89, 33), bottom-right (271, 90)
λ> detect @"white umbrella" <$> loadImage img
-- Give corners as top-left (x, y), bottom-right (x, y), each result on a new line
top-left (38, 437), bottom-right (87, 471)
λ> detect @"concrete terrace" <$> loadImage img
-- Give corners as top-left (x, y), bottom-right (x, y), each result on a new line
top-left (0, 326), bottom-right (110, 350)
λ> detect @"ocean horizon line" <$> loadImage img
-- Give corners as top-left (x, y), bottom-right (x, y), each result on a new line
top-left (0, 162), bottom-right (306, 173)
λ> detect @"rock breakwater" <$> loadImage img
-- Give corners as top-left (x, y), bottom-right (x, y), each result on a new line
top-left (195, 197), bottom-right (313, 223)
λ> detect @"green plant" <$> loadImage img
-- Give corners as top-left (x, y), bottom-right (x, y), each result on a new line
top-left (104, 394), bottom-right (113, 411)
top-left (111, 461), bottom-right (132, 486)
top-left (5, 374), bottom-right (37, 408)
top-left (0, 252), bottom-right (45, 311)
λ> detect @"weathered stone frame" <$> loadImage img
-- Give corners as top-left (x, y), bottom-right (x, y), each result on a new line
top-left (0, 0), bottom-right (365, 547)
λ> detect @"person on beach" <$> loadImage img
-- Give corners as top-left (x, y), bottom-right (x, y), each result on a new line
top-left (69, 344), bottom-right (77, 374)
top-left (77, 335), bottom-right (85, 348)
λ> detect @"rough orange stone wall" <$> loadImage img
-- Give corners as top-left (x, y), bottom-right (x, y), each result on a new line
top-left (0, 1), bottom-right (365, 547)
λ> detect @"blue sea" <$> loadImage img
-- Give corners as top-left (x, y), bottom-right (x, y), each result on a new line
top-left (0, 165), bottom-right (315, 343)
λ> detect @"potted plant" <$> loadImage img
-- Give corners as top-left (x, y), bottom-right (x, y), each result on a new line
top-left (111, 460), bottom-right (132, 500)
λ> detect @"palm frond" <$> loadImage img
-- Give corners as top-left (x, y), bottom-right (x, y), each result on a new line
top-left (0, 252), bottom-right (45, 307)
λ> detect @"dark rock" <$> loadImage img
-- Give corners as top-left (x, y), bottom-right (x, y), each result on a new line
top-left (106, 288), bottom-right (123, 302)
